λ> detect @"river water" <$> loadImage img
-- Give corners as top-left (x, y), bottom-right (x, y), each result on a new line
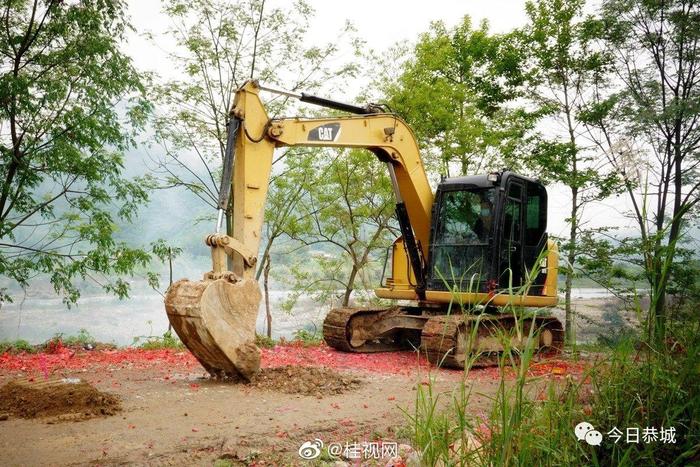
top-left (0, 288), bottom-right (612, 345)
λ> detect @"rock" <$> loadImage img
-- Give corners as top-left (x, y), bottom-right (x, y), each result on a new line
top-left (0, 413), bottom-right (9, 421)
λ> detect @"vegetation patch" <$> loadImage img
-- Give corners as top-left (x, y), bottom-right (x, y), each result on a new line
top-left (134, 330), bottom-right (185, 350)
top-left (0, 339), bottom-right (36, 354)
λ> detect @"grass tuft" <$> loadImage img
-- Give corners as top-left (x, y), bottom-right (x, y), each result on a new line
top-left (0, 339), bottom-right (36, 354)
top-left (135, 330), bottom-right (185, 350)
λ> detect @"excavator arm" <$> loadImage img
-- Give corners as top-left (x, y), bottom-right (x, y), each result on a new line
top-left (214, 81), bottom-right (432, 284)
top-left (165, 80), bottom-right (435, 379)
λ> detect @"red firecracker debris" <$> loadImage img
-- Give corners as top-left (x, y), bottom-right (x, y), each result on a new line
top-left (0, 348), bottom-right (199, 376)
top-left (0, 343), bottom-right (588, 383)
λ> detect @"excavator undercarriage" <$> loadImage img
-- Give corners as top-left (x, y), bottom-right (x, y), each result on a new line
top-left (323, 307), bottom-right (564, 369)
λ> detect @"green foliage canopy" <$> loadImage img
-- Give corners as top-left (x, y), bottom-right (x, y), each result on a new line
top-left (579, 0), bottom-right (700, 341)
top-left (283, 149), bottom-right (396, 308)
top-left (383, 17), bottom-right (538, 177)
top-left (0, 0), bottom-right (152, 303)
top-left (151, 0), bottom-right (360, 212)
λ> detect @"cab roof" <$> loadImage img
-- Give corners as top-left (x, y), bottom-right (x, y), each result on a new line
top-left (438, 171), bottom-right (541, 190)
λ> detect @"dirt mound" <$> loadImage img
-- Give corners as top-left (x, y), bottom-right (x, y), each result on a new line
top-left (249, 366), bottom-right (362, 397)
top-left (0, 378), bottom-right (121, 420)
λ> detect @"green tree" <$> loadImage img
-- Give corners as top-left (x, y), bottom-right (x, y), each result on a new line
top-left (150, 0), bottom-right (360, 335)
top-left (0, 0), bottom-right (152, 304)
top-left (150, 0), bottom-right (358, 228)
top-left (522, 0), bottom-right (620, 342)
top-left (285, 149), bottom-right (396, 308)
top-left (382, 17), bottom-right (537, 177)
top-left (582, 0), bottom-right (700, 344)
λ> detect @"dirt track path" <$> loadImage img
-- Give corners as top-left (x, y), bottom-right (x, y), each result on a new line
top-left (0, 352), bottom-right (487, 465)
top-left (0, 346), bottom-right (583, 465)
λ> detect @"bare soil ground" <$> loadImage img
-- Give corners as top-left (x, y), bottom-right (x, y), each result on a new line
top-left (0, 378), bottom-right (121, 420)
top-left (0, 345), bottom-right (586, 466)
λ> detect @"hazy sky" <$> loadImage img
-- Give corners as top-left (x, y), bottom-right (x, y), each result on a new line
top-left (124, 0), bottom-right (634, 238)
top-left (126, 1), bottom-right (531, 72)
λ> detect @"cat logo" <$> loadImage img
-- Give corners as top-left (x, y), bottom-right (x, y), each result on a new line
top-left (308, 123), bottom-right (341, 142)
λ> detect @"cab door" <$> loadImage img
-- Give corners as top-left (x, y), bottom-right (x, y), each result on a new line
top-left (523, 181), bottom-right (548, 293)
top-left (499, 180), bottom-right (525, 288)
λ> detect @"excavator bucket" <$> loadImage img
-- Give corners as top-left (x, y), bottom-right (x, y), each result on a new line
top-left (164, 277), bottom-right (261, 380)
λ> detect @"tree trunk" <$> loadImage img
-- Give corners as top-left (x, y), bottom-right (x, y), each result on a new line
top-left (263, 254), bottom-right (272, 338)
top-left (168, 247), bottom-right (174, 333)
top-left (563, 87), bottom-right (579, 345)
top-left (342, 264), bottom-right (359, 307)
top-left (565, 187), bottom-right (578, 343)
top-left (256, 238), bottom-right (273, 280)
top-left (651, 136), bottom-right (684, 345)
top-left (652, 283), bottom-right (666, 345)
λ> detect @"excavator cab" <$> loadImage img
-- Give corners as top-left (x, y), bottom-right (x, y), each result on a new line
top-left (428, 171), bottom-right (549, 295)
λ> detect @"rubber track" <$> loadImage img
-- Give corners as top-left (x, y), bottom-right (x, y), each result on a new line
top-left (323, 307), bottom-right (411, 353)
top-left (421, 314), bottom-right (565, 369)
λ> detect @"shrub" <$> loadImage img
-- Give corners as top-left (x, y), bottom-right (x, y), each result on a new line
top-left (292, 328), bottom-right (323, 346)
top-left (62, 328), bottom-right (96, 347)
top-left (0, 339), bottom-right (36, 354)
top-left (255, 334), bottom-right (277, 348)
top-left (136, 330), bottom-right (185, 350)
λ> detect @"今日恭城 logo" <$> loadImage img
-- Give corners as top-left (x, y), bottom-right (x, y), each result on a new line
top-left (575, 422), bottom-right (603, 446)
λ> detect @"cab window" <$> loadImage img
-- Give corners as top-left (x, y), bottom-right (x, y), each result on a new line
top-left (525, 182), bottom-right (547, 246)
top-left (435, 188), bottom-right (496, 245)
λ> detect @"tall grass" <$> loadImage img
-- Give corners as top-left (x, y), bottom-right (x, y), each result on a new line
top-left (405, 255), bottom-right (700, 465)
top-left (587, 323), bottom-right (700, 466)
top-left (407, 316), bottom-right (594, 465)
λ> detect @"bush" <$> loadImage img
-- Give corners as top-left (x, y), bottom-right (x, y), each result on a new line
top-left (255, 334), bottom-right (277, 348)
top-left (135, 330), bottom-right (185, 350)
top-left (62, 328), bottom-right (96, 347)
top-left (292, 328), bottom-right (323, 346)
top-left (595, 305), bottom-right (639, 348)
top-left (0, 339), bottom-right (36, 354)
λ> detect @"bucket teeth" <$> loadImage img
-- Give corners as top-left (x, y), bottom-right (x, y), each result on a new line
top-left (164, 278), bottom-right (262, 380)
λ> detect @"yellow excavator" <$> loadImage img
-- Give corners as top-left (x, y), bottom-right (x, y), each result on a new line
top-left (164, 80), bottom-right (564, 380)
